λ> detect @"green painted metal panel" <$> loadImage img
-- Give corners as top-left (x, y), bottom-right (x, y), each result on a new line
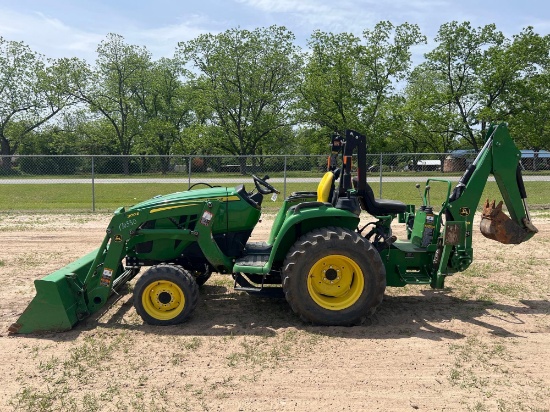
top-left (11, 249), bottom-right (99, 334)
top-left (270, 205), bottom-right (360, 263)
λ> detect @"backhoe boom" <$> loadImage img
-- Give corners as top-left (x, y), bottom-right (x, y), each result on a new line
top-left (445, 123), bottom-right (537, 246)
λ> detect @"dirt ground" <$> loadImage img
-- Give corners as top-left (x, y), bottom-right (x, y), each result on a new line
top-left (0, 211), bottom-right (549, 411)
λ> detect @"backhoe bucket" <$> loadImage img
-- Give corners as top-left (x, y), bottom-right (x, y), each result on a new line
top-left (8, 249), bottom-right (98, 334)
top-left (480, 200), bottom-right (538, 245)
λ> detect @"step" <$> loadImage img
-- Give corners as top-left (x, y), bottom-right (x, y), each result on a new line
top-left (395, 263), bottom-right (432, 284)
top-left (243, 241), bottom-right (272, 255)
top-left (235, 253), bottom-right (270, 268)
top-left (233, 273), bottom-right (283, 298)
top-left (399, 272), bottom-right (432, 284)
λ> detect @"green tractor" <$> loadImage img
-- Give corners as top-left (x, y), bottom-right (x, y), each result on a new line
top-left (9, 123), bottom-right (538, 333)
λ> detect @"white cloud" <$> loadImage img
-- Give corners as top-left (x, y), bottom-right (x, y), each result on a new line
top-left (0, 8), bottom-right (103, 61)
top-left (0, 8), bottom-right (215, 62)
top-left (235, 0), bottom-right (450, 30)
top-left (1, 1), bottom-right (548, 64)
top-left (235, 0), bottom-right (376, 37)
top-left (133, 15), bottom-right (216, 57)
top-left (236, 0), bottom-right (330, 14)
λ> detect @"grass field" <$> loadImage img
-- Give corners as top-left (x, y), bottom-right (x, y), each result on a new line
top-left (1, 180), bottom-right (549, 213)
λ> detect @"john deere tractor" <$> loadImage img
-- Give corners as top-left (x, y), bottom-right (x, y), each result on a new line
top-left (9, 123), bottom-right (538, 333)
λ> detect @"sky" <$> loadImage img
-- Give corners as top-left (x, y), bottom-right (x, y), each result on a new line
top-left (1, 0), bottom-right (549, 63)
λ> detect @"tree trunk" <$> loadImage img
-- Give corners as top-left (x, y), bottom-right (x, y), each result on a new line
top-left (160, 156), bottom-right (171, 175)
top-left (0, 137), bottom-right (13, 173)
top-left (439, 154), bottom-right (446, 174)
top-left (122, 157), bottom-right (130, 175)
top-left (239, 156), bottom-right (247, 175)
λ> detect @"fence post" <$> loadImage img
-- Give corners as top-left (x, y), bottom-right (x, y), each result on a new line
top-left (91, 155), bottom-right (95, 212)
top-left (283, 155), bottom-right (287, 198)
top-left (379, 153), bottom-right (383, 198)
top-left (188, 156), bottom-right (192, 189)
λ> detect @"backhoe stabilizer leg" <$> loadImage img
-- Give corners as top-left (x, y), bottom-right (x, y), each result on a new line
top-left (480, 199), bottom-right (538, 244)
top-left (432, 243), bottom-right (454, 289)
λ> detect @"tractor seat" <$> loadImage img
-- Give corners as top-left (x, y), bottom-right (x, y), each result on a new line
top-left (288, 170), bottom-right (338, 203)
top-left (316, 171), bottom-right (336, 202)
top-left (353, 178), bottom-right (407, 216)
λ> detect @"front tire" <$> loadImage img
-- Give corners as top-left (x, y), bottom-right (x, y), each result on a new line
top-left (282, 227), bottom-right (386, 326)
top-left (134, 264), bottom-right (199, 326)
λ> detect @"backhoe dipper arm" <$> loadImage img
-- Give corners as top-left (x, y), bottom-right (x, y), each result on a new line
top-left (445, 123), bottom-right (538, 246)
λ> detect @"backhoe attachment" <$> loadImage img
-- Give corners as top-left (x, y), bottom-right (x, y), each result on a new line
top-left (447, 124), bottom-right (538, 247)
top-left (480, 199), bottom-right (538, 244)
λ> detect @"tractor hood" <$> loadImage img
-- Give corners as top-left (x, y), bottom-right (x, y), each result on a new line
top-left (128, 186), bottom-right (232, 212)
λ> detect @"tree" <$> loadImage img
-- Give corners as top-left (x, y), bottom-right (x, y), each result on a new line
top-left (507, 66), bottom-right (550, 169)
top-left (300, 31), bottom-right (362, 135)
top-left (0, 38), bottom-right (76, 173)
top-left (423, 22), bottom-right (549, 151)
top-left (299, 22), bottom-right (426, 147)
top-left (398, 65), bottom-right (460, 155)
top-left (178, 26), bottom-right (303, 173)
top-left (133, 57), bottom-right (195, 173)
top-left (70, 34), bottom-right (152, 174)
top-left (18, 112), bottom-right (83, 175)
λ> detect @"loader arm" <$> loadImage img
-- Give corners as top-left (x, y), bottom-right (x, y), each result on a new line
top-left (10, 193), bottom-right (242, 334)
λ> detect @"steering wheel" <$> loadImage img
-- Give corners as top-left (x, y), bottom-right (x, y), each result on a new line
top-left (252, 174), bottom-right (280, 195)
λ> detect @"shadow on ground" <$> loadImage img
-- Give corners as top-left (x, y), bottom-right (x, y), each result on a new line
top-left (16, 283), bottom-right (550, 343)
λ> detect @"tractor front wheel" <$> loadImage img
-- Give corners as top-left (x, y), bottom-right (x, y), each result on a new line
top-left (282, 227), bottom-right (386, 326)
top-left (134, 264), bottom-right (199, 326)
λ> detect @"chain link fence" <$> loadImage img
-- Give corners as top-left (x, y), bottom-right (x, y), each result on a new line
top-left (1, 151), bottom-right (549, 211)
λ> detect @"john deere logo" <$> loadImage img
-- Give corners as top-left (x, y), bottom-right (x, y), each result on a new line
top-left (459, 207), bottom-right (470, 216)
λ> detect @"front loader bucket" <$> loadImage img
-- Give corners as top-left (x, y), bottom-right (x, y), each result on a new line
top-left (8, 249), bottom-right (98, 334)
top-left (480, 200), bottom-right (538, 245)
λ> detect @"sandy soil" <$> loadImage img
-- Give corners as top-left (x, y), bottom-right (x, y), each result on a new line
top-left (0, 211), bottom-right (549, 411)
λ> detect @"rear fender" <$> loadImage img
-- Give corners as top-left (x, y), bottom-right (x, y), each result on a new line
top-left (268, 203), bottom-right (360, 264)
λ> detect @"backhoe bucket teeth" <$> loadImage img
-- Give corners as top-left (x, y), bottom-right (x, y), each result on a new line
top-left (8, 250), bottom-right (98, 334)
top-left (480, 200), bottom-right (538, 245)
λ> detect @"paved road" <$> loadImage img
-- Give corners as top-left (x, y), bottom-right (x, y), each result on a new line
top-left (0, 175), bottom-right (549, 184)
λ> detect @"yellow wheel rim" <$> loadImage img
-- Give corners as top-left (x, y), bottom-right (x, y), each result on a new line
top-left (307, 255), bottom-right (364, 310)
top-left (141, 280), bottom-right (185, 320)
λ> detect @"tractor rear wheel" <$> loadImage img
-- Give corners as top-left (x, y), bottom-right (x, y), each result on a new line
top-left (134, 264), bottom-right (199, 326)
top-left (282, 227), bottom-right (386, 326)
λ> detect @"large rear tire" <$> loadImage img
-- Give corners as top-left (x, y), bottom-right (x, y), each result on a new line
top-left (134, 264), bottom-right (199, 326)
top-left (282, 227), bottom-right (386, 326)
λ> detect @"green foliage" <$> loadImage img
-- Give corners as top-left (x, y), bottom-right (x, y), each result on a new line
top-left (0, 37), bottom-right (78, 173)
top-left (299, 21), bottom-right (426, 150)
top-left (134, 57), bottom-right (196, 169)
top-left (1, 22), bottom-right (550, 164)
top-left (178, 25), bottom-right (303, 169)
top-left (421, 22), bottom-right (550, 151)
top-left (69, 34), bottom-right (153, 173)
top-left (506, 33), bottom-right (550, 152)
